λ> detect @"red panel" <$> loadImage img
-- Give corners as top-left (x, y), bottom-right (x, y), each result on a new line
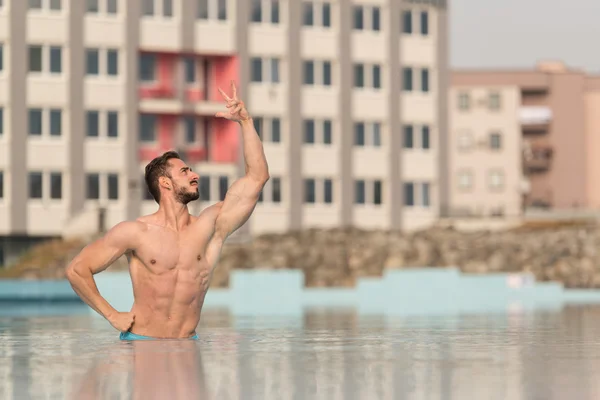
top-left (139, 53), bottom-right (176, 99)
top-left (186, 147), bottom-right (207, 163)
top-left (185, 88), bottom-right (205, 102)
top-left (211, 56), bottom-right (240, 102)
top-left (139, 148), bottom-right (160, 161)
top-left (210, 118), bottom-right (239, 163)
top-left (158, 115), bottom-right (177, 152)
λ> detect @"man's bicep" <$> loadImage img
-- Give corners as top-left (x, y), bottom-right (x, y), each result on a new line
top-left (215, 177), bottom-right (263, 237)
top-left (69, 222), bottom-right (138, 275)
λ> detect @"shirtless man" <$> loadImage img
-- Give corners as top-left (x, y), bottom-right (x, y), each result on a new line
top-left (66, 81), bottom-right (268, 340)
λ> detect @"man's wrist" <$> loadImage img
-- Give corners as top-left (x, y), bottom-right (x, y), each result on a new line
top-left (239, 117), bottom-right (253, 126)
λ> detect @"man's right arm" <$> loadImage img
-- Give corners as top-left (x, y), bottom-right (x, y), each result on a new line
top-left (66, 221), bottom-right (142, 327)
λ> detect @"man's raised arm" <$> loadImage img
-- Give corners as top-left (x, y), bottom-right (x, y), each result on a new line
top-left (66, 221), bottom-right (142, 332)
top-left (210, 82), bottom-right (269, 242)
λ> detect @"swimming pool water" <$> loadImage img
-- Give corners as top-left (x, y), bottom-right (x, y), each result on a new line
top-left (2, 305), bottom-right (600, 399)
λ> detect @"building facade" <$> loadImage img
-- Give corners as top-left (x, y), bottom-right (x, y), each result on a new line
top-left (450, 62), bottom-right (600, 217)
top-left (0, 0), bottom-right (448, 266)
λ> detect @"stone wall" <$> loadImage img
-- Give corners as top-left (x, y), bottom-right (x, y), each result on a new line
top-left (4, 222), bottom-right (600, 289)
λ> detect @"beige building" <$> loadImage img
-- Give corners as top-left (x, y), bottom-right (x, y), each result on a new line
top-left (450, 62), bottom-right (600, 218)
top-left (0, 0), bottom-right (449, 266)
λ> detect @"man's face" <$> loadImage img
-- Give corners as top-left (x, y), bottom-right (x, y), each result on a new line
top-left (167, 159), bottom-right (200, 204)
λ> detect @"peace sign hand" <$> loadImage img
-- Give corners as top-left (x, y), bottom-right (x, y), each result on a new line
top-left (215, 81), bottom-right (251, 122)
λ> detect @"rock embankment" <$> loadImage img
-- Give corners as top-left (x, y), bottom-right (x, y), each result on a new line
top-left (4, 222), bottom-right (600, 289)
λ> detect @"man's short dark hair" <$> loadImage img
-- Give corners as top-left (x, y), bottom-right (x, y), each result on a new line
top-left (144, 151), bottom-right (181, 203)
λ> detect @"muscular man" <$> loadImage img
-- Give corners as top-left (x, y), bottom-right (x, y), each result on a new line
top-left (66, 81), bottom-right (268, 340)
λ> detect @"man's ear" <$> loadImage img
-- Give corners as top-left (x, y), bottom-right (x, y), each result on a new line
top-left (159, 176), bottom-right (171, 190)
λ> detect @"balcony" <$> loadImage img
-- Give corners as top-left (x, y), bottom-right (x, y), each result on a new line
top-left (520, 106), bottom-right (552, 133)
top-left (523, 142), bottom-right (553, 172)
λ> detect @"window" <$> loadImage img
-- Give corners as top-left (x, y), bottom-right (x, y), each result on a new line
top-left (354, 64), bottom-right (364, 88)
top-left (29, 109), bottom-right (43, 136)
top-left (219, 176), bottom-right (228, 201)
top-left (354, 180), bottom-right (365, 204)
top-left (458, 131), bottom-right (473, 151)
top-left (185, 117), bottom-right (196, 143)
top-left (323, 3), bottom-right (331, 27)
top-left (323, 120), bottom-right (332, 144)
top-left (251, 0), bottom-right (261, 22)
top-left (373, 180), bottom-right (382, 205)
top-left (420, 11), bottom-right (429, 35)
top-left (458, 92), bottom-right (470, 110)
top-left (422, 126), bottom-right (430, 149)
top-left (198, 0), bottom-right (208, 19)
top-left (108, 174), bottom-right (119, 200)
top-left (373, 65), bottom-right (381, 89)
top-left (0, 171), bottom-right (3, 200)
top-left (29, 46), bottom-right (43, 72)
top-left (271, 0), bottom-right (280, 23)
top-left (107, 49), bottom-right (118, 76)
top-left (86, 111), bottom-right (99, 137)
top-left (87, 0), bottom-right (99, 13)
top-left (303, 61), bottom-right (314, 85)
top-left (50, 172), bottom-right (62, 199)
top-left (304, 120), bottom-right (315, 144)
top-left (324, 179), bottom-right (333, 204)
top-left (403, 68), bottom-right (413, 91)
top-left (107, 0), bottom-right (117, 14)
top-left (86, 49), bottom-right (100, 75)
top-left (354, 122), bottom-right (365, 146)
top-left (250, 58), bottom-right (262, 82)
top-left (270, 58), bottom-right (280, 83)
top-left (372, 7), bottom-right (380, 31)
top-left (304, 179), bottom-right (316, 203)
top-left (403, 125), bottom-right (413, 148)
top-left (251, 0), bottom-right (279, 24)
top-left (0, 108), bottom-right (3, 136)
top-left (402, 10), bottom-right (412, 33)
top-left (139, 54), bottom-right (156, 82)
top-left (184, 58), bottom-right (195, 83)
top-left (218, 0), bottom-right (227, 20)
top-left (353, 6), bottom-right (363, 30)
top-left (422, 183), bottom-right (430, 207)
top-left (272, 177), bottom-right (281, 203)
top-left (458, 170), bottom-right (472, 190)
top-left (163, 0), bottom-right (173, 17)
top-left (139, 114), bottom-right (156, 142)
top-left (323, 62), bottom-right (332, 86)
top-left (0, 44), bottom-right (3, 72)
top-left (107, 112), bottom-right (118, 138)
top-left (199, 176), bottom-right (210, 201)
top-left (303, 2), bottom-right (313, 26)
top-left (50, 0), bottom-right (61, 11)
top-left (49, 47), bottom-right (62, 74)
top-left (271, 119), bottom-right (281, 143)
top-left (404, 183), bottom-right (414, 206)
top-left (490, 132), bottom-right (502, 150)
top-left (421, 68), bottom-right (429, 92)
top-left (50, 109), bottom-right (61, 136)
top-left (29, 0), bottom-right (42, 9)
top-left (29, 172), bottom-right (43, 199)
top-left (373, 123), bottom-right (381, 147)
top-left (489, 170), bottom-right (504, 190)
top-left (489, 92), bottom-right (501, 110)
top-left (142, 0), bottom-right (154, 16)
top-left (86, 173), bottom-right (100, 200)
top-left (253, 117), bottom-right (263, 140)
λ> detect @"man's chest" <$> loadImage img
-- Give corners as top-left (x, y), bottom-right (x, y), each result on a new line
top-left (133, 230), bottom-right (211, 272)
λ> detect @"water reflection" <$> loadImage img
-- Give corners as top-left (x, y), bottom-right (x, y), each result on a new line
top-left (2, 306), bottom-right (600, 399)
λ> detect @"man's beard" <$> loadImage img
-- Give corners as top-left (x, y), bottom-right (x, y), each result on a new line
top-left (174, 185), bottom-right (200, 204)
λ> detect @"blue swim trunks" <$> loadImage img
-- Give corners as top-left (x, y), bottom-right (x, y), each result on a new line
top-left (119, 331), bottom-right (199, 341)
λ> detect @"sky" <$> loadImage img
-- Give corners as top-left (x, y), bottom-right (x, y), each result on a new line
top-left (450, 0), bottom-right (600, 73)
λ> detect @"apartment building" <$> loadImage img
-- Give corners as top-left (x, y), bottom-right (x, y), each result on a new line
top-left (450, 62), bottom-right (600, 217)
top-left (0, 0), bottom-right (448, 266)
top-left (448, 82), bottom-right (523, 218)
